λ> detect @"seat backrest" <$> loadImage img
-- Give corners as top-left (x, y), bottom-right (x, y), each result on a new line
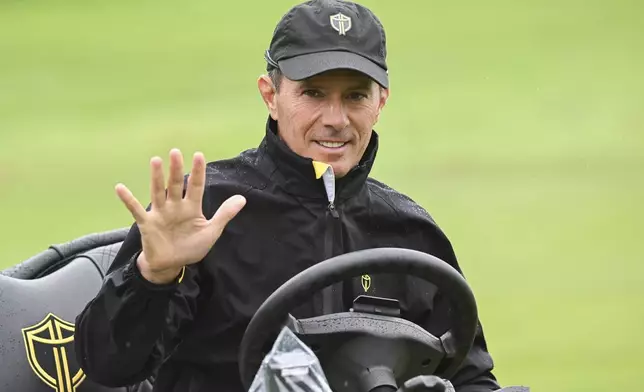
top-left (0, 238), bottom-right (140, 391)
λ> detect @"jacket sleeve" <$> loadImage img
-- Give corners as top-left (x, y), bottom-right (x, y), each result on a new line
top-left (406, 224), bottom-right (501, 392)
top-left (74, 222), bottom-right (204, 387)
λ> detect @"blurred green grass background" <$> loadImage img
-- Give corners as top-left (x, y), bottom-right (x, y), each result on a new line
top-left (0, 0), bottom-right (642, 390)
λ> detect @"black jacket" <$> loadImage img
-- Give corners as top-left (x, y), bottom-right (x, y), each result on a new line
top-left (75, 118), bottom-right (499, 392)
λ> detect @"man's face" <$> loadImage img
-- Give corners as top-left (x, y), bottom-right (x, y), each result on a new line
top-left (259, 69), bottom-right (389, 178)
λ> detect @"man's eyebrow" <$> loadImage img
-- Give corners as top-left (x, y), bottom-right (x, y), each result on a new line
top-left (299, 79), bottom-right (373, 90)
top-left (348, 79), bottom-right (373, 90)
top-left (299, 80), bottom-right (318, 88)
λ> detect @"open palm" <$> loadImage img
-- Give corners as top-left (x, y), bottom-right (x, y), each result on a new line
top-left (115, 149), bottom-right (246, 283)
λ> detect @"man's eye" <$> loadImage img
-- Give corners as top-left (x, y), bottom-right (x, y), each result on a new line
top-left (347, 92), bottom-right (368, 101)
top-left (303, 89), bottom-right (323, 98)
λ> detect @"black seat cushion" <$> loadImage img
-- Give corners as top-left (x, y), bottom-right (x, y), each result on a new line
top-left (0, 231), bottom-right (151, 391)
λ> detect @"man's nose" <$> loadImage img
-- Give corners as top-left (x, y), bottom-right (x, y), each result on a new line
top-left (321, 99), bottom-right (350, 132)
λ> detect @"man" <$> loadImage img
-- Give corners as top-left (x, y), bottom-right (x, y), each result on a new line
top-left (75, 0), bottom-right (500, 391)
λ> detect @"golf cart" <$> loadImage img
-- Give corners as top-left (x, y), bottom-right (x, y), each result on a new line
top-left (0, 228), bottom-right (528, 391)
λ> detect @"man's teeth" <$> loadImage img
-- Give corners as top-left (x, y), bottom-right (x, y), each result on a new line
top-left (318, 141), bottom-right (346, 148)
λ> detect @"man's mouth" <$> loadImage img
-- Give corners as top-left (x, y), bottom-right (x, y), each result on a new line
top-left (316, 141), bottom-right (347, 149)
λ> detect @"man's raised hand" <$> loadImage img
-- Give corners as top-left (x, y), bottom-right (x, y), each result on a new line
top-left (115, 149), bottom-right (246, 284)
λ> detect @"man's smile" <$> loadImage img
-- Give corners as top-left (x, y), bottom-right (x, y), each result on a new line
top-left (315, 140), bottom-right (348, 149)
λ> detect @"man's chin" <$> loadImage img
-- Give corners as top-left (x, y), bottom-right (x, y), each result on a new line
top-left (329, 162), bottom-right (351, 178)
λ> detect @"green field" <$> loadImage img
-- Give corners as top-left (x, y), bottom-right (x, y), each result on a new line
top-left (1, 0), bottom-right (642, 390)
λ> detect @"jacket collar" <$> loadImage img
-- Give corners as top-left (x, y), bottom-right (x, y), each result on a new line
top-left (259, 116), bottom-right (379, 201)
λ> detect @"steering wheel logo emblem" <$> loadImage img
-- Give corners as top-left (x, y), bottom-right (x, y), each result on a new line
top-left (22, 313), bottom-right (86, 392)
top-left (361, 274), bottom-right (371, 292)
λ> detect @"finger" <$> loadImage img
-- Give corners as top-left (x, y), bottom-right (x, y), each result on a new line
top-left (185, 151), bottom-right (206, 206)
top-left (149, 156), bottom-right (166, 208)
top-left (115, 183), bottom-right (147, 223)
top-left (208, 195), bottom-right (247, 239)
top-left (166, 148), bottom-right (185, 201)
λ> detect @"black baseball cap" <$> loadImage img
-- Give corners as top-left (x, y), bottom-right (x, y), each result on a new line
top-left (265, 0), bottom-right (389, 88)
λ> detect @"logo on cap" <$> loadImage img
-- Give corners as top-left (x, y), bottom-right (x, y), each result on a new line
top-left (330, 12), bottom-right (352, 35)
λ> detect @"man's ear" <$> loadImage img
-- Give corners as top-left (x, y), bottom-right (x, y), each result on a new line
top-left (258, 75), bottom-right (279, 121)
top-left (375, 87), bottom-right (390, 122)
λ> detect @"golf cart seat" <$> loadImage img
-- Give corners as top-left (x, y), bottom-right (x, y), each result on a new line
top-left (0, 228), bottom-right (152, 392)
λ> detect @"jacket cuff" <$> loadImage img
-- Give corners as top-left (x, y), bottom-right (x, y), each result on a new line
top-left (124, 250), bottom-right (186, 292)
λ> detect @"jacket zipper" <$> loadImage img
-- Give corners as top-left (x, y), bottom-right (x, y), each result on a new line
top-left (314, 161), bottom-right (340, 315)
top-left (328, 202), bottom-right (339, 218)
top-left (321, 201), bottom-right (340, 314)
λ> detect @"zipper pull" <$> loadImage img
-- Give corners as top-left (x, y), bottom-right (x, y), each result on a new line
top-left (328, 202), bottom-right (339, 218)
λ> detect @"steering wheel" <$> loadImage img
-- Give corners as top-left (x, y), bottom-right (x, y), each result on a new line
top-left (238, 248), bottom-right (479, 391)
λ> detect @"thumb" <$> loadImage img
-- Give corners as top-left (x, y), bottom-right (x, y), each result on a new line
top-left (209, 194), bottom-right (247, 238)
